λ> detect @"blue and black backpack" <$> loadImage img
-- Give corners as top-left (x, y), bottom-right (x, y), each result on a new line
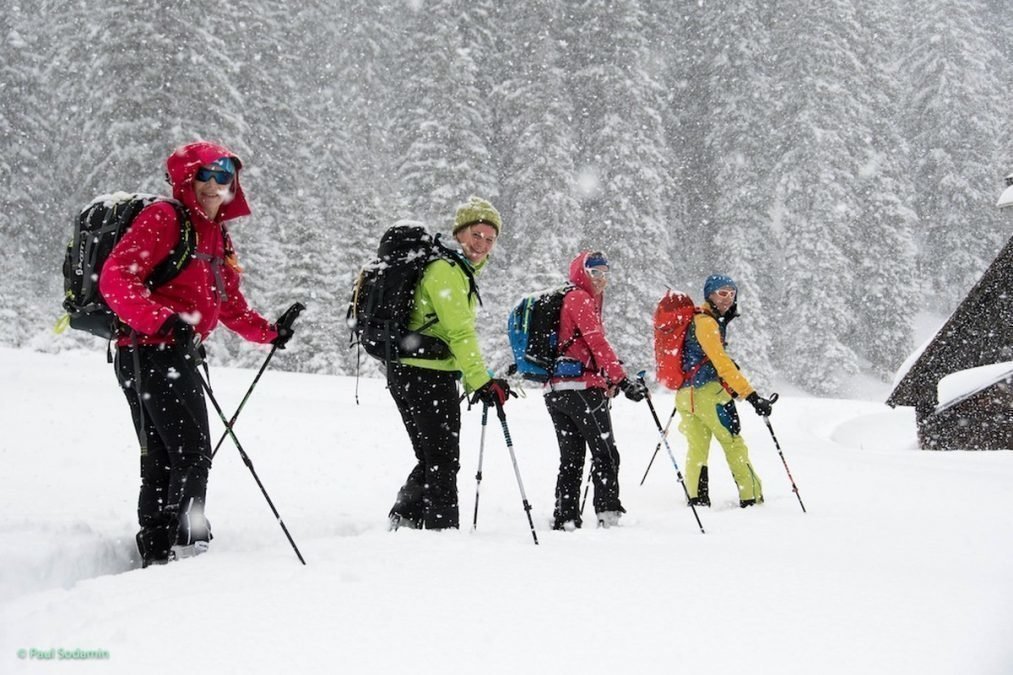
top-left (507, 285), bottom-right (584, 382)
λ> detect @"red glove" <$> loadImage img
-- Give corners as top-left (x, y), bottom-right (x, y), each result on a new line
top-left (471, 378), bottom-right (514, 407)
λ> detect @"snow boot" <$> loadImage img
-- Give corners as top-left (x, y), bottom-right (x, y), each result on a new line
top-left (166, 499), bottom-right (211, 561)
top-left (136, 526), bottom-right (173, 568)
top-left (552, 517), bottom-right (581, 531)
top-left (388, 512), bottom-right (421, 531)
top-left (596, 510), bottom-right (623, 529)
top-left (693, 466), bottom-right (710, 505)
top-left (169, 540), bottom-right (210, 561)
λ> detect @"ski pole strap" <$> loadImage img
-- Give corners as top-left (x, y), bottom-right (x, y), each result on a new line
top-left (495, 400), bottom-right (509, 426)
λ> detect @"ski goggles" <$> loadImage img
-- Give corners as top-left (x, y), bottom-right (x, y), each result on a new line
top-left (712, 288), bottom-right (736, 299)
top-left (195, 167), bottom-right (235, 185)
top-left (586, 267), bottom-right (609, 278)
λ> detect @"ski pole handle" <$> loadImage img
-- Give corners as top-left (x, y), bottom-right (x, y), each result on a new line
top-left (277, 302), bottom-right (306, 331)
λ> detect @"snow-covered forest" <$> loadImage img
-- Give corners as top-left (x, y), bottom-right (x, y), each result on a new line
top-left (1, 0), bottom-right (1010, 395)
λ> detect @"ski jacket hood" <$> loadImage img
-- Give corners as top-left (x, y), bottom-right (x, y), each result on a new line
top-left (98, 142), bottom-right (274, 346)
top-left (568, 251), bottom-right (602, 306)
top-left (166, 141), bottom-right (251, 222)
top-left (549, 251), bottom-right (626, 390)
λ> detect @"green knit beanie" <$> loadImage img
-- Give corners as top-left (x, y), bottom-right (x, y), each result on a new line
top-left (453, 196), bottom-right (502, 235)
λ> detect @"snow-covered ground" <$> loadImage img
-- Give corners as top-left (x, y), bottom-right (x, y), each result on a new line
top-left (1, 347), bottom-right (1011, 674)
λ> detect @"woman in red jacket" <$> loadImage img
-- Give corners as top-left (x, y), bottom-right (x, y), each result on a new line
top-left (99, 141), bottom-right (288, 566)
top-left (545, 251), bottom-right (647, 531)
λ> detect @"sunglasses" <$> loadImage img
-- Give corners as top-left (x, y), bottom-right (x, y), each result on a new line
top-left (586, 267), bottom-right (609, 278)
top-left (195, 167), bottom-right (235, 185)
top-left (713, 288), bottom-right (736, 299)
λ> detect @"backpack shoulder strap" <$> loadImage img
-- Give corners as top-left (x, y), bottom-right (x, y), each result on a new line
top-left (145, 199), bottom-right (195, 289)
top-left (432, 236), bottom-right (482, 307)
top-left (684, 310), bottom-right (720, 384)
top-left (555, 284), bottom-right (582, 356)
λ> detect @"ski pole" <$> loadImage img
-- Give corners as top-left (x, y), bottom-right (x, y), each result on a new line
top-left (760, 400), bottom-right (807, 513)
top-left (196, 370), bottom-right (307, 564)
top-left (211, 302), bottom-right (305, 460)
top-left (210, 347), bottom-right (276, 460)
top-left (471, 403), bottom-right (490, 531)
top-left (579, 459), bottom-right (592, 516)
top-left (639, 404), bottom-right (678, 486)
top-left (493, 402), bottom-right (539, 545)
top-left (637, 372), bottom-right (705, 534)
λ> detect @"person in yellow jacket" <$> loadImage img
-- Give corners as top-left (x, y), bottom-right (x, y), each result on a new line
top-left (676, 274), bottom-right (775, 508)
top-left (388, 197), bottom-right (512, 531)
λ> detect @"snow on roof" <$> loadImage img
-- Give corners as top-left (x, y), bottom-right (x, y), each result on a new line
top-left (891, 332), bottom-right (934, 390)
top-left (936, 361), bottom-right (1013, 413)
top-left (998, 184), bottom-right (1013, 209)
top-left (889, 311), bottom-right (952, 391)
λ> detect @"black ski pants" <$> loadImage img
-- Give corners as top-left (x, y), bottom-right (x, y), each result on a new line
top-left (115, 344), bottom-right (212, 561)
top-left (545, 388), bottom-right (624, 526)
top-left (386, 362), bottom-right (462, 530)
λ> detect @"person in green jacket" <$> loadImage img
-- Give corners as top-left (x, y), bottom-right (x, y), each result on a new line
top-left (388, 197), bottom-right (512, 531)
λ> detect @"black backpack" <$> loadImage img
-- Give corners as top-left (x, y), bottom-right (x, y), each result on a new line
top-left (347, 223), bottom-right (477, 364)
top-left (506, 285), bottom-right (584, 382)
top-left (61, 192), bottom-right (194, 339)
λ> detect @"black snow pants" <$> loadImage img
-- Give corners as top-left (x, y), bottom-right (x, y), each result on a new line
top-left (386, 362), bottom-right (462, 530)
top-left (115, 344), bottom-right (212, 563)
top-left (544, 387), bottom-right (624, 528)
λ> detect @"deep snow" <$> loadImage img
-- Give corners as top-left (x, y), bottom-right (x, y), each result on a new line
top-left (1, 347), bottom-right (1011, 674)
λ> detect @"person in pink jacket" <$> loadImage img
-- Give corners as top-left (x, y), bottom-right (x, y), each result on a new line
top-left (545, 251), bottom-right (647, 530)
top-left (99, 141), bottom-right (289, 566)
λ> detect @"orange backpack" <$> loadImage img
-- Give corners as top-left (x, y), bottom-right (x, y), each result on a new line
top-left (653, 290), bottom-right (704, 390)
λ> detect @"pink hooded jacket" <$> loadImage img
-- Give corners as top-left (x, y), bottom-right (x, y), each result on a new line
top-left (549, 251), bottom-right (628, 390)
top-left (99, 141), bottom-right (277, 346)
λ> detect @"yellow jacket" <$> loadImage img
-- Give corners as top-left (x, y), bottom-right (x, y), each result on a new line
top-left (683, 304), bottom-right (755, 399)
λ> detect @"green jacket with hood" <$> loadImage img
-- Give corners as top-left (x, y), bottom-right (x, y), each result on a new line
top-left (399, 252), bottom-right (491, 393)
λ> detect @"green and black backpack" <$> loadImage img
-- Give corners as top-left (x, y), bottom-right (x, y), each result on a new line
top-left (347, 222), bottom-right (478, 364)
top-left (59, 192), bottom-right (193, 339)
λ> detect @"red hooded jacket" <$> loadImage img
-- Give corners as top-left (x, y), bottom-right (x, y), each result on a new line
top-left (548, 251), bottom-right (628, 390)
top-left (99, 141), bottom-right (277, 346)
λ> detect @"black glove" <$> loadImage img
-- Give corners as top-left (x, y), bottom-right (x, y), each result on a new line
top-left (471, 378), bottom-right (514, 407)
top-left (160, 315), bottom-right (202, 366)
top-left (746, 392), bottom-right (774, 417)
top-left (272, 323), bottom-right (294, 349)
top-left (619, 378), bottom-right (648, 402)
top-left (272, 302), bottom-right (306, 349)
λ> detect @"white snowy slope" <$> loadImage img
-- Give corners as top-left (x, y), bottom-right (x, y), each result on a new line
top-left (1, 347), bottom-right (1011, 675)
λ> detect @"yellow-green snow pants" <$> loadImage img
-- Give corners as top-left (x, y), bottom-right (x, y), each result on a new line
top-left (675, 381), bottom-right (762, 502)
